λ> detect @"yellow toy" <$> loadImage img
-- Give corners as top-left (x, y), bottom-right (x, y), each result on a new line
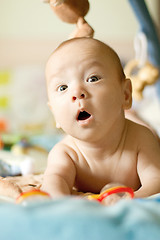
top-left (124, 32), bottom-right (159, 101)
top-left (124, 60), bottom-right (159, 101)
top-left (42, 0), bottom-right (94, 38)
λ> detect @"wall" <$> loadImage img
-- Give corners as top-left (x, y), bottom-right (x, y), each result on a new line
top-left (0, 0), bottom-right (159, 67)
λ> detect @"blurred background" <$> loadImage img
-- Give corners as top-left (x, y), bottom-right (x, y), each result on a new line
top-left (0, 0), bottom-right (159, 136)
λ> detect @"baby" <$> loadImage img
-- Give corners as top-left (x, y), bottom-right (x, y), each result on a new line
top-left (41, 37), bottom-right (160, 200)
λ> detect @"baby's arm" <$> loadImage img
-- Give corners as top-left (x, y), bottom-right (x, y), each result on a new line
top-left (41, 143), bottom-right (76, 198)
top-left (0, 177), bottom-right (22, 199)
top-left (134, 128), bottom-right (160, 198)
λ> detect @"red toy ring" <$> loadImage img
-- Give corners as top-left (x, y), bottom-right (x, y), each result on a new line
top-left (97, 186), bottom-right (134, 202)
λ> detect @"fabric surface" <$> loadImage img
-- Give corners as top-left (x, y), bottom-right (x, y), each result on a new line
top-left (0, 195), bottom-right (160, 240)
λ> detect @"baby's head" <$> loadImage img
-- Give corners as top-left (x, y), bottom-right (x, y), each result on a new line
top-left (46, 38), bottom-right (132, 141)
top-left (46, 37), bottom-right (126, 85)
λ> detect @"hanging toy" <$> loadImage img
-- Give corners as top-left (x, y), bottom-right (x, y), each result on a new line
top-left (124, 32), bottom-right (159, 101)
top-left (42, 0), bottom-right (94, 38)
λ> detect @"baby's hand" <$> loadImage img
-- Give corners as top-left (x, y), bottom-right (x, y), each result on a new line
top-left (0, 177), bottom-right (22, 199)
top-left (101, 193), bottom-right (123, 206)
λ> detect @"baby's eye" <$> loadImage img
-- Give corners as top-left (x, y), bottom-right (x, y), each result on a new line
top-left (87, 75), bottom-right (100, 83)
top-left (58, 85), bottom-right (68, 92)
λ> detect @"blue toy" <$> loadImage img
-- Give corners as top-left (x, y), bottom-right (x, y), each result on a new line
top-left (128, 0), bottom-right (160, 99)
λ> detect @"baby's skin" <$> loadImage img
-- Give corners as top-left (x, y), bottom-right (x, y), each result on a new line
top-left (41, 38), bottom-right (160, 200)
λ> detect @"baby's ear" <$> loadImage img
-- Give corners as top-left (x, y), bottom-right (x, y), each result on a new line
top-left (123, 78), bottom-right (132, 110)
top-left (47, 101), bottom-right (52, 110)
top-left (55, 122), bottom-right (61, 129)
top-left (47, 102), bottom-right (61, 129)
top-left (47, 101), bottom-right (55, 115)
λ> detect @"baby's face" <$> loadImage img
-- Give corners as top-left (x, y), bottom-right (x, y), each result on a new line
top-left (46, 39), bottom-right (131, 142)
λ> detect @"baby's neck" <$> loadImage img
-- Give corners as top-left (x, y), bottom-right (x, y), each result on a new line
top-left (73, 118), bottom-right (128, 161)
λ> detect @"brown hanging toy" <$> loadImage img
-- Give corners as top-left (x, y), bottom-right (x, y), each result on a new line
top-left (42, 0), bottom-right (94, 38)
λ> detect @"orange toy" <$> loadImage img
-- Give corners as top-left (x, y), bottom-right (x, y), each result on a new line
top-left (0, 136), bottom-right (3, 149)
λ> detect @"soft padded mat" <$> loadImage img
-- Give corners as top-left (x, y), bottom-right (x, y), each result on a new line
top-left (1, 195), bottom-right (160, 240)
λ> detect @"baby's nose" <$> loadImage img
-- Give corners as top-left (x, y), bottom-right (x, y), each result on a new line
top-left (72, 88), bottom-right (86, 101)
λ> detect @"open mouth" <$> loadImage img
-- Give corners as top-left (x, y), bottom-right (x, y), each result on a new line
top-left (77, 111), bottom-right (91, 121)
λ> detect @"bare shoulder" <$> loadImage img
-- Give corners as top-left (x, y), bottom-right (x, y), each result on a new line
top-left (126, 119), bottom-right (160, 148)
top-left (48, 135), bottom-right (78, 163)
